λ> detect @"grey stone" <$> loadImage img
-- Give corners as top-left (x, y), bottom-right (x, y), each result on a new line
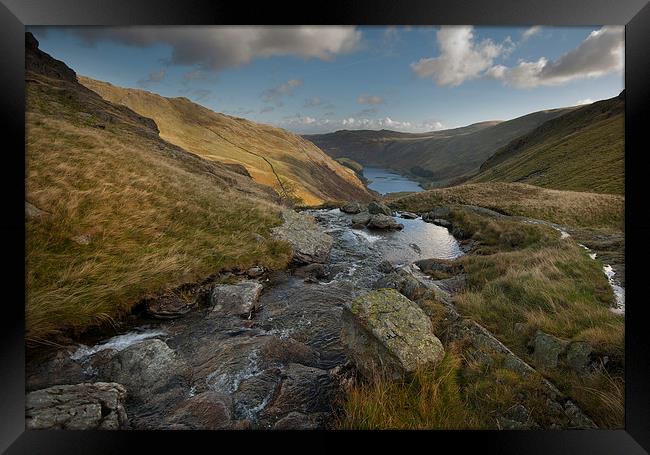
top-left (399, 211), bottom-right (418, 219)
top-left (164, 391), bottom-right (232, 430)
top-left (368, 201), bottom-right (393, 216)
top-left (367, 214), bottom-right (403, 230)
top-left (145, 294), bottom-right (192, 319)
top-left (529, 331), bottom-right (569, 369)
top-left (351, 211), bottom-right (371, 228)
top-left (25, 201), bottom-right (49, 220)
top-left (374, 269), bottom-right (427, 301)
top-left (431, 218), bottom-right (452, 229)
top-left (271, 210), bottom-right (333, 264)
top-left (26, 382), bottom-right (128, 430)
top-left (565, 341), bottom-right (592, 372)
top-left (422, 207), bottom-right (450, 222)
top-left (377, 260), bottom-right (395, 274)
top-left (210, 281), bottom-right (263, 317)
top-left (341, 289), bottom-right (445, 379)
top-left (340, 202), bottom-right (364, 214)
top-left (246, 266), bottom-right (265, 278)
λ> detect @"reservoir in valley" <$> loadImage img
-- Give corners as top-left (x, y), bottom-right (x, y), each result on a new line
top-left (362, 167), bottom-right (424, 194)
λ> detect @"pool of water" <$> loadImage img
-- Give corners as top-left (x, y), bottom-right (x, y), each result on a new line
top-left (363, 167), bottom-right (423, 194)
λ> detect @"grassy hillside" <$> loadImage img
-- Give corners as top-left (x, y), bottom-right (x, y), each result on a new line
top-left (391, 182), bottom-right (624, 230)
top-left (26, 33), bottom-right (292, 344)
top-left (469, 94), bottom-right (624, 194)
top-left (79, 77), bottom-right (370, 206)
top-left (305, 108), bottom-right (573, 187)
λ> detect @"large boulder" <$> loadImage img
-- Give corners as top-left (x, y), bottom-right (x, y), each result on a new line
top-left (26, 382), bottom-right (128, 430)
top-left (340, 202), bottom-right (364, 214)
top-left (367, 214), bottom-right (404, 231)
top-left (210, 281), bottom-right (263, 317)
top-left (100, 339), bottom-right (189, 402)
top-left (341, 289), bottom-right (445, 379)
top-left (271, 210), bottom-right (333, 264)
top-left (368, 201), bottom-right (392, 216)
top-left (351, 211), bottom-right (371, 228)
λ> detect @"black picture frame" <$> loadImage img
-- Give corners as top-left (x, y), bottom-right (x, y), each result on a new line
top-left (2, 0), bottom-right (649, 452)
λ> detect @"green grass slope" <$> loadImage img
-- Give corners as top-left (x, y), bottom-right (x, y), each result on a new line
top-left (469, 94), bottom-right (624, 194)
top-left (305, 108), bottom-right (573, 187)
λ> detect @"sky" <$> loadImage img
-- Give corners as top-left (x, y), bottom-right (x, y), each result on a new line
top-left (28, 26), bottom-right (624, 134)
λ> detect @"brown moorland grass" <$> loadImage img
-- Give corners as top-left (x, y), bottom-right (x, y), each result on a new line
top-left (26, 76), bottom-right (292, 345)
top-left (390, 182), bottom-right (624, 230)
top-left (79, 76), bottom-right (371, 206)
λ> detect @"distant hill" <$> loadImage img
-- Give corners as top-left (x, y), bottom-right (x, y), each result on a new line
top-left (25, 33), bottom-right (293, 341)
top-left (79, 77), bottom-right (370, 206)
top-left (305, 109), bottom-right (572, 187)
top-left (468, 93), bottom-right (624, 194)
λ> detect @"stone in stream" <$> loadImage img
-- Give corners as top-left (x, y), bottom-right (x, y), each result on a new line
top-left (99, 339), bottom-right (190, 403)
top-left (163, 391), bottom-right (233, 430)
top-left (400, 211), bottom-right (418, 219)
top-left (367, 214), bottom-right (404, 230)
top-left (431, 218), bottom-right (452, 229)
top-left (340, 202), bottom-right (364, 214)
top-left (377, 260), bottom-right (395, 274)
top-left (271, 210), bottom-right (334, 264)
top-left (414, 258), bottom-right (461, 277)
top-left (351, 211), bottom-right (371, 228)
top-left (368, 201), bottom-right (393, 216)
top-left (341, 289), bottom-right (445, 379)
top-left (26, 382), bottom-right (128, 430)
top-left (145, 293), bottom-right (193, 319)
top-left (210, 281), bottom-right (264, 317)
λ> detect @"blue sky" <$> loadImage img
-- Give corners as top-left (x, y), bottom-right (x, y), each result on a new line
top-left (28, 26), bottom-right (624, 134)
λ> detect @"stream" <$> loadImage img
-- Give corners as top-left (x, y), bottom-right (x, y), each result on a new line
top-left (26, 209), bottom-right (463, 429)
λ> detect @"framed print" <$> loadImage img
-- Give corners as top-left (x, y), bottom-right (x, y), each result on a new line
top-left (1, 0), bottom-right (649, 452)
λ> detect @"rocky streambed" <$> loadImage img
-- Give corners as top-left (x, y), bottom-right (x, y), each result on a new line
top-left (25, 202), bottom-right (610, 430)
top-left (25, 204), bottom-right (464, 430)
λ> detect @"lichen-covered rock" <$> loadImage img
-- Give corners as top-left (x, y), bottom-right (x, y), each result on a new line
top-left (210, 281), bottom-right (263, 317)
top-left (529, 331), bottom-right (568, 369)
top-left (368, 201), bottom-right (393, 216)
top-left (367, 214), bottom-right (403, 230)
top-left (26, 382), bottom-right (128, 430)
top-left (271, 210), bottom-right (333, 264)
top-left (341, 289), bottom-right (444, 379)
top-left (340, 202), bottom-right (364, 214)
top-left (565, 341), bottom-right (592, 372)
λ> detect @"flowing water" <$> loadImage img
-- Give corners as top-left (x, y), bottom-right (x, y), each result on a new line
top-left (363, 167), bottom-right (424, 194)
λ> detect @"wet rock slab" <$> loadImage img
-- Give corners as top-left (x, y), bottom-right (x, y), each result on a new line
top-left (210, 281), bottom-right (263, 317)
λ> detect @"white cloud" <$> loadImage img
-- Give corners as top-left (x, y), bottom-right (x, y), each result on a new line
top-left (574, 98), bottom-right (594, 105)
top-left (262, 79), bottom-right (303, 105)
top-left (411, 26), bottom-right (512, 86)
top-left (522, 26), bottom-right (542, 41)
top-left (66, 26), bottom-right (362, 72)
top-left (279, 115), bottom-right (444, 134)
top-left (489, 26), bottom-right (623, 88)
top-left (357, 94), bottom-right (384, 105)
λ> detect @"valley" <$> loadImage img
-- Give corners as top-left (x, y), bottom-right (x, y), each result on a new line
top-left (24, 30), bottom-right (625, 432)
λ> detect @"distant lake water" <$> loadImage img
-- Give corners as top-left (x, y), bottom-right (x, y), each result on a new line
top-left (363, 167), bottom-right (424, 194)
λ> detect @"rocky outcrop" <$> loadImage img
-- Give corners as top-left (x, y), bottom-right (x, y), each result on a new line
top-left (271, 210), bottom-right (333, 264)
top-left (367, 214), bottom-right (404, 231)
top-left (210, 281), bottom-right (263, 317)
top-left (26, 382), bottom-right (128, 430)
top-left (341, 289), bottom-right (445, 379)
top-left (340, 202), bottom-right (364, 214)
top-left (368, 201), bottom-right (393, 216)
top-left (528, 331), bottom-right (593, 372)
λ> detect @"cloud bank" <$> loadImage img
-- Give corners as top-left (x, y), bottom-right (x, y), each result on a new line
top-left (65, 26), bottom-right (362, 72)
top-left (279, 115), bottom-right (444, 134)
